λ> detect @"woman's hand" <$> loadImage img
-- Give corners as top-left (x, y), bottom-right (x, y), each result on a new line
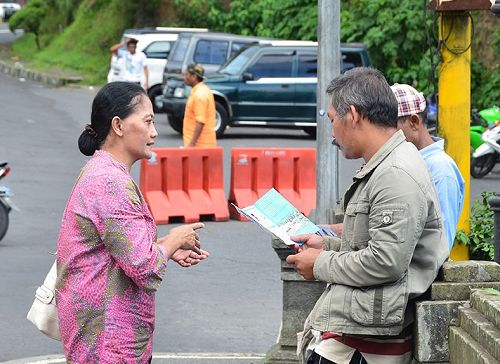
top-left (171, 248), bottom-right (210, 267)
top-left (158, 222), bottom-right (205, 259)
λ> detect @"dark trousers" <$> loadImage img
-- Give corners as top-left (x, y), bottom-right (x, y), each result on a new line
top-left (307, 350), bottom-right (368, 364)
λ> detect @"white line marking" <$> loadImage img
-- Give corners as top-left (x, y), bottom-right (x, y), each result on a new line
top-left (1, 353), bottom-right (265, 363)
top-left (154, 353), bottom-right (265, 359)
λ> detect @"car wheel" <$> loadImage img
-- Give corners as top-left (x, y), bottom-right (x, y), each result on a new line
top-left (148, 85), bottom-right (163, 113)
top-left (303, 127), bottom-right (316, 138)
top-left (168, 116), bottom-right (183, 134)
top-left (215, 102), bottom-right (229, 138)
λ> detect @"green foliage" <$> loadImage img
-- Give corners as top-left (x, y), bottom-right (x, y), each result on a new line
top-left (172, 0), bottom-right (224, 30)
top-left (38, 0), bottom-right (84, 43)
top-left (457, 192), bottom-right (496, 261)
top-left (221, 0), bottom-right (317, 40)
top-left (341, 0), bottom-right (438, 96)
top-left (8, 0), bottom-right (500, 94)
top-left (8, 0), bottom-right (49, 49)
top-left (472, 62), bottom-right (500, 110)
top-left (11, 0), bottom-right (138, 83)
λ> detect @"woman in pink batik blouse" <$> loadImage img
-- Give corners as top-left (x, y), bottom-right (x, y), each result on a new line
top-left (56, 81), bottom-right (209, 363)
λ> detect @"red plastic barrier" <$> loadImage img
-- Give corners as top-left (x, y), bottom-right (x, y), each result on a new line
top-left (140, 147), bottom-right (229, 224)
top-left (229, 148), bottom-right (316, 220)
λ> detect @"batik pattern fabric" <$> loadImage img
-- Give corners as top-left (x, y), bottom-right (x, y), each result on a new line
top-left (56, 150), bottom-right (167, 363)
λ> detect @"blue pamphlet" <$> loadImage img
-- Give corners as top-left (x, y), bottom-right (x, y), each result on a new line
top-left (232, 188), bottom-right (335, 245)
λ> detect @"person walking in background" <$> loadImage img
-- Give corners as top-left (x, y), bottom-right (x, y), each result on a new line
top-left (110, 38), bottom-right (149, 90)
top-left (56, 82), bottom-right (208, 363)
top-left (182, 63), bottom-right (217, 147)
top-left (391, 83), bottom-right (465, 250)
top-left (287, 68), bottom-right (449, 364)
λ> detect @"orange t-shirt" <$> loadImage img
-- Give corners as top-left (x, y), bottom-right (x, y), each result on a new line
top-left (182, 82), bottom-right (217, 147)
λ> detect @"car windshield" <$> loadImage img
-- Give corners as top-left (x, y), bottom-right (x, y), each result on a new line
top-left (218, 47), bottom-right (258, 75)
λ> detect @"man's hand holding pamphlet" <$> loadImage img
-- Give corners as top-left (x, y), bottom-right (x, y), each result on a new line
top-left (232, 188), bottom-right (336, 246)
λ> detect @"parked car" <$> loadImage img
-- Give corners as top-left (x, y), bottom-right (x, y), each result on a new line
top-left (161, 31), bottom-right (271, 86)
top-left (107, 27), bottom-right (208, 110)
top-left (0, 2), bottom-right (20, 20)
top-left (155, 40), bottom-right (371, 137)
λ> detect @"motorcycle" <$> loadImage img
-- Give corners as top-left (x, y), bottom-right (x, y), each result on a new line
top-left (471, 106), bottom-right (500, 152)
top-left (471, 122), bottom-right (500, 179)
top-left (0, 161), bottom-right (16, 241)
top-left (426, 95), bottom-right (500, 152)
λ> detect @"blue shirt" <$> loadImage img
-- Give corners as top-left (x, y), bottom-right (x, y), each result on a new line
top-left (420, 137), bottom-right (465, 250)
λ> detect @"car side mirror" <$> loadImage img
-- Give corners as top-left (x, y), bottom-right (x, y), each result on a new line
top-left (242, 72), bottom-right (254, 81)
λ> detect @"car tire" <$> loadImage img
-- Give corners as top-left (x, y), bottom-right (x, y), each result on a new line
top-left (303, 127), bottom-right (316, 138)
top-left (471, 153), bottom-right (497, 179)
top-left (148, 85), bottom-right (163, 113)
top-left (215, 102), bottom-right (229, 138)
top-left (168, 116), bottom-right (183, 134)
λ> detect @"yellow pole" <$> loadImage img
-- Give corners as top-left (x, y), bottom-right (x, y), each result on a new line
top-left (438, 12), bottom-right (471, 260)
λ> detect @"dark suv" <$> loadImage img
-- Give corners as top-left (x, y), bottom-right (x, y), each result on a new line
top-left (156, 41), bottom-right (371, 137)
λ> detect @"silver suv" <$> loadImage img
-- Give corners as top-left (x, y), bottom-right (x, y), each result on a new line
top-left (161, 31), bottom-right (269, 84)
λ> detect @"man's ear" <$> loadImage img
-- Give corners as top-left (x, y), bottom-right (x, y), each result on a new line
top-left (349, 105), bottom-right (360, 127)
top-left (407, 114), bottom-right (422, 131)
top-left (110, 116), bottom-right (123, 136)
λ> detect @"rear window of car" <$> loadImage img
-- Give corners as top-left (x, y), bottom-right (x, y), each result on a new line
top-left (143, 41), bottom-right (172, 59)
top-left (298, 54), bottom-right (317, 77)
top-left (194, 40), bottom-right (229, 65)
top-left (247, 54), bottom-right (293, 79)
top-left (342, 51), bottom-right (363, 72)
top-left (170, 37), bottom-right (190, 62)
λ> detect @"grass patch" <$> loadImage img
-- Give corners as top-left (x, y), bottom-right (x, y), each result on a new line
top-left (9, 0), bottom-right (137, 85)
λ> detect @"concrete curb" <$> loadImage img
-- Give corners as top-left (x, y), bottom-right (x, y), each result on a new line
top-left (0, 353), bottom-right (266, 364)
top-left (0, 60), bottom-right (82, 87)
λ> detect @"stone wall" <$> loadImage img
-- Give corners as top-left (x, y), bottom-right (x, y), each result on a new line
top-left (414, 261), bottom-right (500, 364)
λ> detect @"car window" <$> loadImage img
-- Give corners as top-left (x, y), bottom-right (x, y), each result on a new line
top-left (219, 46), bottom-right (258, 75)
top-left (193, 40), bottom-right (229, 65)
top-left (230, 42), bottom-right (252, 57)
top-left (246, 54), bottom-right (293, 79)
top-left (298, 54), bottom-right (317, 77)
top-left (342, 52), bottom-right (363, 72)
top-left (170, 37), bottom-right (190, 62)
top-left (143, 41), bottom-right (172, 59)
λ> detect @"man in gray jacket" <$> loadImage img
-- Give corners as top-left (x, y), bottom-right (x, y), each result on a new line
top-left (287, 67), bottom-right (449, 364)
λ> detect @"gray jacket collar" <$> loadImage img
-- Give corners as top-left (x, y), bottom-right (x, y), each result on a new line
top-left (353, 129), bottom-right (406, 181)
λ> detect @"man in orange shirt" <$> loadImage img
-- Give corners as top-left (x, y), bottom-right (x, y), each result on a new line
top-left (182, 63), bottom-right (217, 147)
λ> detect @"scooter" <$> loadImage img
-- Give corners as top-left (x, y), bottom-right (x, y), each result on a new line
top-left (471, 123), bottom-right (500, 179)
top-left (471, 106), bottom-right (500, 152)
top-left (0, 162), bottom-right (16, 241)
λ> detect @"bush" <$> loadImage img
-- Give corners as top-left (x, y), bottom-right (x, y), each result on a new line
top-left (8, 0), bottom-right (49, 50)
top-left (456, 192), bottom-right (496, 261)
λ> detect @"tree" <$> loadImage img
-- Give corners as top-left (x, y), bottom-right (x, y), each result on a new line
top-left (9, 0), bottom-right (49, 50)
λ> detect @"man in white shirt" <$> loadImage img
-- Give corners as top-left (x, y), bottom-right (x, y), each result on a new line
top-left (110, 38), bottom-right (149, 90)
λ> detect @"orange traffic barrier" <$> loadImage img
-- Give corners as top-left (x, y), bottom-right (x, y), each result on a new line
top-left (229, 148), bottom-right (316, 220)
top-left (140, 147), bottom-right (229, 224)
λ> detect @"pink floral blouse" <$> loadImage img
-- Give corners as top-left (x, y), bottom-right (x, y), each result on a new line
top-left (56, 150), bottom-right (167, 363)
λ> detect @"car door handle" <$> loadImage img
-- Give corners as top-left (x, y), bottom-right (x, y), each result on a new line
top-left (281, 84), bottom-right (290, 88)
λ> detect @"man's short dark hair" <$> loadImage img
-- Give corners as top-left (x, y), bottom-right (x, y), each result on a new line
top-left (127, 38), bottom-right (139, 46)
top-left (326, 67), bottom-right (398, 128)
